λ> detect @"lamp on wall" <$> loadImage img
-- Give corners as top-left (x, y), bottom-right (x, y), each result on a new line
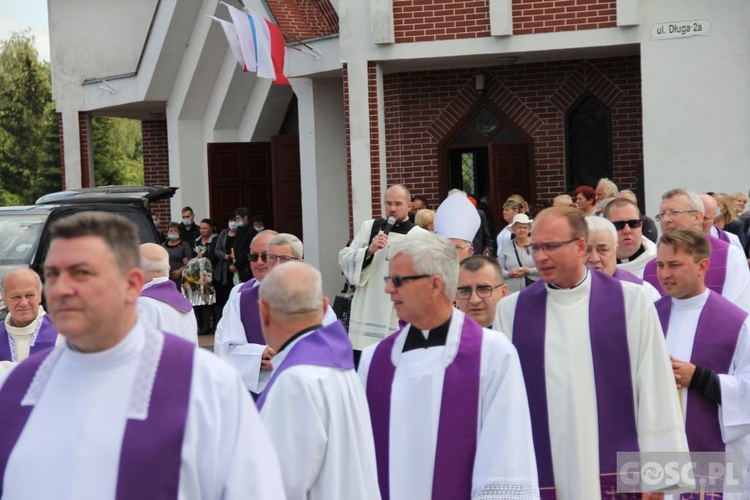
top-left (475, 73), bottom-right (486, 95)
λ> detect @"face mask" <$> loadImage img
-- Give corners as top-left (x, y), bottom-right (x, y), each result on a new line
top-left (167, 233), bottom-right (180, 240)
top-left (254, 224), bottom-right (264, 231)
top-left (153, 219), bottom-right (160, 227)
top-left (235, 220), bottom-right (244, 228)
top-left (182, 218), bottom-right (193, 226)
top-left (228, 221), bottom-right (237, 230)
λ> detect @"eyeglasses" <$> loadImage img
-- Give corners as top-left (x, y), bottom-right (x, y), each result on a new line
top-left (383, 274), bottom-right (430, 287)
top-left (611, 219), bottom-right (642, 231)
top-left (249, 253), bottom-right (268, 263)
top-left (654, 210), bottom-right (697, 221)
top-left (455, 284), bottom-right (502, 300)
top-left (266, 254), bottom-right (299, 264)
top-left (530, 238), bottom-right (579, 254)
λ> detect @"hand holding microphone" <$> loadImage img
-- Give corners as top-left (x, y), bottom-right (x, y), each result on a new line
top-left (368, 216), bottom-right (396, 256)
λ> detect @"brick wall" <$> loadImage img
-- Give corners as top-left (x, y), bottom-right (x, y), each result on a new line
top-left (142, 120), bottom-right (171, 229)
top-left (391, 0), bottom-right (616, 43)
top-left (343, 64), bottom-right (353, 236)
top-left (394, 0), bottom-right (490, 43)
top-left (368, 62), bottom-right (382, 220)
top-left (513, 0), bottom-right (616, 35)
top-left (57, 113), bottom-right (65, 190)
top-left (380, 56), bottom-right (643, 213)
top-left (78, 112), bottom-right (90, 188)
top-left (266, 0), bottom-right (338, 41)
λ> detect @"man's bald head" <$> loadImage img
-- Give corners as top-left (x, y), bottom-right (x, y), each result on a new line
top-left (139, 243), bottom-right (170, 282)
top-left (258, 261), bottom-right (328, 350)
top-left (699, 193), bottom-right (718, 234)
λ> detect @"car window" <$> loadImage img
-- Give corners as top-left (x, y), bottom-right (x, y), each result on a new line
top-left (0, 213), bottom-right (46, 266)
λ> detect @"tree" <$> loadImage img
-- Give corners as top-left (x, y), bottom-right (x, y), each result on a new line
top-left (0, 31), bottom-right (61, 205)
top-left (92, 116), bottom-right (144, 186)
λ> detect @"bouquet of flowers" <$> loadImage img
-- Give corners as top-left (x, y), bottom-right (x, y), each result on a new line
top-left (182, 257), bottom-right (216, 306)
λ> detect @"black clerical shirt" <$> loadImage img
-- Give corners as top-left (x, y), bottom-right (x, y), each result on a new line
top-left (402, 317), bottom-right (451, 352)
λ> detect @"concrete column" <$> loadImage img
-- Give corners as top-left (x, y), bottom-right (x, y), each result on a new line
top-left (61, 109), bottom-right (83, 189)
top-left (291, 77), bottom-right (349, 300)
top-left (346, 60), bottom-right (374, 228)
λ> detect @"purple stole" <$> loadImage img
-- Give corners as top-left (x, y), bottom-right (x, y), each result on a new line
top-left (366, 314), bottom-right (482, 500)
top-left (0, 332), bottom-right (194, 499)
top-left (141, 280), bottom-right (193, 313)
top-left (0, 315), bottom-right (57, 362)
top-left (513, 273), bottom-right (640, 499)
top-left (239, 283), bottom-right (265, 345)
top-left (644, 234), bottom-right (729, 296)
top-left (255, 321), bottom-right (354, 410)
top-left (655, 291), bottom-right (746, 452)
top-left (715, 227), bottom-right (730, 243)
top-left (612, 268), bottom-right (644, 285)
top-left (239, 278), bottom-right (257, 293)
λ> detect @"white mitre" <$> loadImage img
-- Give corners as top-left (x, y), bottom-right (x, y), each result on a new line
top-left (434, 192), bottom-right (481, 242)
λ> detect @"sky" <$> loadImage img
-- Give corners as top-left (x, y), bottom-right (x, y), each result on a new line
top-left (0, 0), bottom-right (50, 61)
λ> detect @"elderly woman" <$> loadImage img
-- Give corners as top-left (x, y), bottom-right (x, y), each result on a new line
top-left (495, 199), bottom-right (524, 257)
top-left (498, 213), bottom-right (538, 293)
top-left (414, 208), bottom-right (435, 232)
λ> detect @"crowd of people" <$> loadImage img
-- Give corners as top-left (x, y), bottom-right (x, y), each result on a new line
top-left (0, 180), bottom-right (748, 499)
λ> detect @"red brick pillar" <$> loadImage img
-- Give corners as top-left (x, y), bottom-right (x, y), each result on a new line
top-left (78, 112), bottom-right (92, 188)
top-left (142, 120), bottom-right (171, 227)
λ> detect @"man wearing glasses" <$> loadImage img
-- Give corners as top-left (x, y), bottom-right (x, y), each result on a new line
top-left (604, 198), bottom-right (657, 278)
top-left (359, 232), bottom-right (538, 500)
top-left (455, 255), bottom-right (508, 328)
top-left (216, 232), bottom-right (336, 393)
top-left (494, 206), bottom-right (687, 498)
top-left (642, 188), bottom-right (750, 313)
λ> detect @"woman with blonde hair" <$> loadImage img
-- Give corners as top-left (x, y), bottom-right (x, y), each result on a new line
top-left (714, 193), bottom-right (747, 251)
top-left (414, 208), bottom-right (435, 232)
top-left (496, 199), bottom-right (524, 255)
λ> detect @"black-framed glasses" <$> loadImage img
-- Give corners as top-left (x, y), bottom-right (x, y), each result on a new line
top-left (456, 284), bottom-right (502, 300)
top-left (383, 274), bottom-right (430, 287)
top-left (250, 252), bottom-right (268, 263)
top-left (530, 238), bottom-right (579, 254)
top-left (654, 210), bottom-right (697, 221)
top-left (611, 219), bottom-right (643, 231)
top-left (266, 254), bottom-right (299, 264)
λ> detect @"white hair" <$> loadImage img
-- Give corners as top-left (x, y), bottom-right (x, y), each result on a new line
top-left (0, 268), bottom-right (42, 296)
top-left (585, 216), bottom-right (618, 244)
top-left (268, 233), bottom-right (303, 259)
top-left (597, 178), bottom-right (619, 198)
top-left (388, 232), bottom-right (459, 300)
top-left (140, 251), bottom-right (170, 276)
top-left (662, 188), bottom-right (704, 213)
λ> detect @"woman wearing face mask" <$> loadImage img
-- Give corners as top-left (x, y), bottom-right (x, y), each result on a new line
top-left (161, 222), bottom-right (194, 289)
top-left (212, 217), bottom-right (239, 320)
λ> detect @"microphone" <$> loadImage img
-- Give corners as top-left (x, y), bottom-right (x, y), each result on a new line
top-left (382, 216), bottom-right (396, 236)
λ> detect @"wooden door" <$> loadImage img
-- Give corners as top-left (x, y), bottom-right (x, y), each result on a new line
top-left (271, 135), bottom-right (302, 238)
top-left (207, 142), bottom-right (273, 230)
top-left (489, 142), bottom-right (533, 227)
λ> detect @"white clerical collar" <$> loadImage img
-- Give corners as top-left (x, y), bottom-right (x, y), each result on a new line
top-left (142, 276), bottom-right (170, 290)
top-left (64, 320), bottom-right (145, 371)
top-left (672, 288), bottom-right (710, 311)
top-left (548, 267), bottom-right (589, 290)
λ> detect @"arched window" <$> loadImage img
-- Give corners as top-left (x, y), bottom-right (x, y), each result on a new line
top-left (565, 92), bottom-right (612, 189)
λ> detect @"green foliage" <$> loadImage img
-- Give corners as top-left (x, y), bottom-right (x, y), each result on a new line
top-left (0, 31), bottom-right (61, 205)
top-left (92, 116), bottom-right (144, 186)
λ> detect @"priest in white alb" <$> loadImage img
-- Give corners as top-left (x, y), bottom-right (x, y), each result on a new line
top-left (654, 229), bottom-right (750, 499)
top-left (0, 212), bottom-right (285, 499)
top-left (494, 206), bottom-right (688, 499)
top-left (359, 231), bottom-right (538, 500)
top-left (256, 261), bottom-right (380, 499)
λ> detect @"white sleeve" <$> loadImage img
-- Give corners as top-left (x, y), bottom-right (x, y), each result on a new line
top-left (259, 369), bottom-right (328, 499)
top-left (723, 245), bottom-right (750, 313)
top-left (718, 320), bottom-right (750, 443)
top-left (180, 350), bottom-right (286, 500)
top-left (338, 220), bottom-right (376, 286)
top-left (214, 294), bottom-right (265, 392)
top-left (642, 281), bottom-right (663, 302)
top-left (323, 305), bottom-right (338, 326)
top-left (471, 331), bottom-right (539, 499)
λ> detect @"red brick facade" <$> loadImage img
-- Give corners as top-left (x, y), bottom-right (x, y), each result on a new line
top-left (513, 0), bottom-right (616, 35)
top-left (267, 0), bottom-right (338, 41)
top-left (368, 62), bottom-right (382, 220)
top-left (142, 120), bottom-right (171, 227)
top-left (380, 56), bottom-right (642, 212)
top-left (78, 112), bottom-right (91, 188)
top-left (394, 0), bottom-right (490, 42)
top-left (391, 0), bottom-right (616, 43)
